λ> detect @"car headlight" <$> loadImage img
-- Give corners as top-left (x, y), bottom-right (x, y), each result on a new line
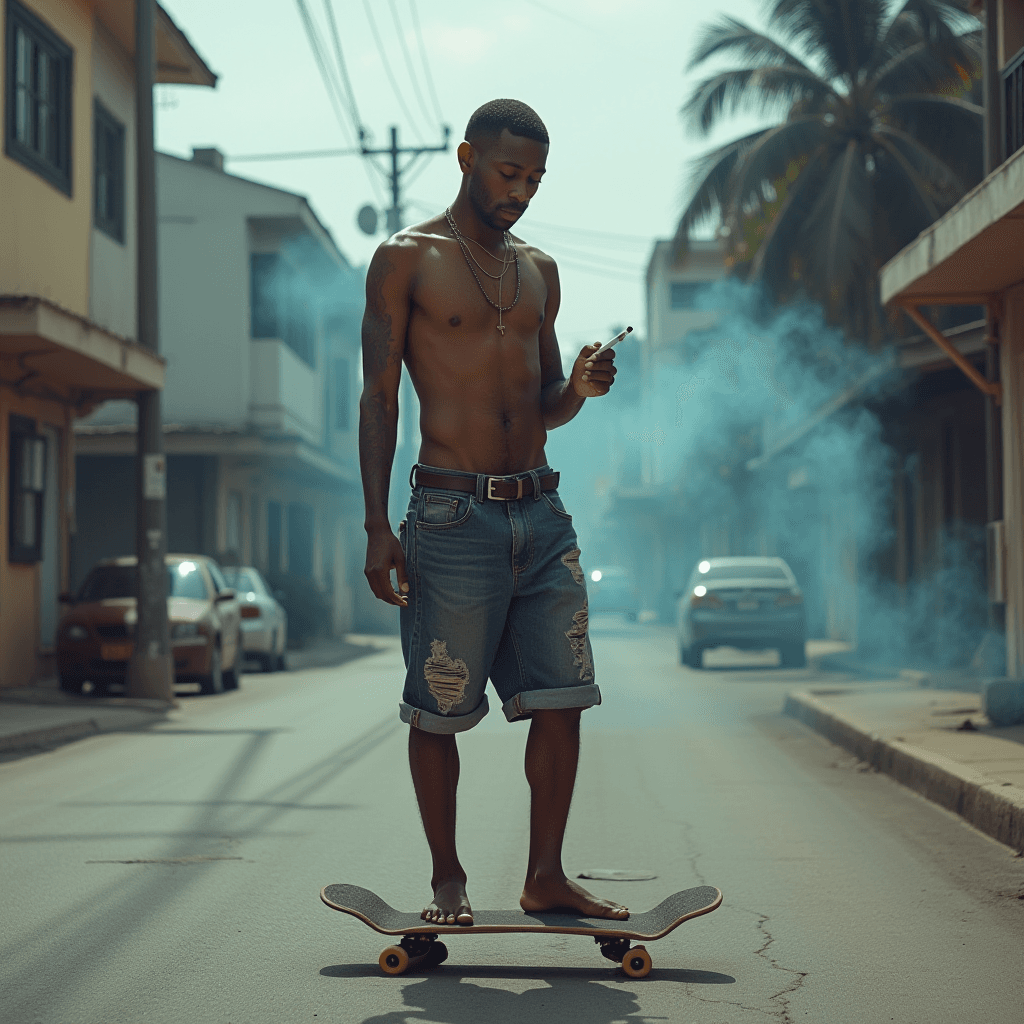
top-left (64, 624), bottom-right (88, 640)
top-left (171, 622), bottom-right (202, 639)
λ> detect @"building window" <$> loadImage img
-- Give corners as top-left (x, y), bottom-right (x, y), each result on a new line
top-left (333, 358), bottom-right (350, 431)
top-left (93, 100), bottom-right (124, 242)
top-left (670, 282), bottom-right (704, 310)
top-left (4, 0), bottom-right (73, 195)
top-left (249, 253), bottom-right (316, 367)
top-left (8, 415), bottom-right (47, 564)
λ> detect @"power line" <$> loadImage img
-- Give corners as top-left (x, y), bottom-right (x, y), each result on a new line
top-left (228, 146), bottom-right (363, 162)
top-left (361, 0), bottom-right (427, 142)
top-left (293, 0), bottom-right (386, 205)
top-left (322, 0), bottom-right (363, 131)
top-left (293, 0), bottom-right (356, 146)
top-left (387, 0), bottom-right (436, 129)
top-left (408, 0), bottom-right (445, 126)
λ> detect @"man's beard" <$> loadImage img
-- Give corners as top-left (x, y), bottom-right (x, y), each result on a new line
top-left (468, 176), bottom-right (525, 231)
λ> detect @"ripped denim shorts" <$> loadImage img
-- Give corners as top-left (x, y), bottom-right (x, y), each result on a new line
top-left (398, 464), bottom-right (600, 733)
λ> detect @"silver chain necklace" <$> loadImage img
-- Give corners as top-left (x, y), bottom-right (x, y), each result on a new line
top-left (445, 207), bottom-right (521, 335)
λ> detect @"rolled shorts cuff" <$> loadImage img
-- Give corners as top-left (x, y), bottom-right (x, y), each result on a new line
top-left (501, 683), bottom-right (602, 723)
top-left (399, 694), bottom-right (490, 734)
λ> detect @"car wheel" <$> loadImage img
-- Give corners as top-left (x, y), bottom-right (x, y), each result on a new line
top-left (223, 640), bottom-right (242, 691)
top-left (780, 641), bottom-right (807, 668)
top-left (58, 672), bottom-right (85, 694)
top-left (276, 653), bottom-right (287, 672)
top-left (199, 645), bottom-right (224, 695)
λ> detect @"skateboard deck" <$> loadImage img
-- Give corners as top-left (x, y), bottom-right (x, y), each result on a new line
top-left (320, 882), bottom-right (722, 977)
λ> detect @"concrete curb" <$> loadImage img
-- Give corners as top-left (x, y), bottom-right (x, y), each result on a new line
top-left (0, 718), bottom-right (101, 753)
top-left (784, 690), bottom-right (1024, 853)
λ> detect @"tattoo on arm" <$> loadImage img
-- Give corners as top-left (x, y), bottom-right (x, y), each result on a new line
top-left (358, 252), bottom-right (404, 527)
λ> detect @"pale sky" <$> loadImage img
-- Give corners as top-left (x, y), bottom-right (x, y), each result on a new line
top-left (156, 0), bottom-right (767, 356)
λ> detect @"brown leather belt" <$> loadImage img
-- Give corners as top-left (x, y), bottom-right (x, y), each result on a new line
top-left (413, 467), bottom-right (560, 500)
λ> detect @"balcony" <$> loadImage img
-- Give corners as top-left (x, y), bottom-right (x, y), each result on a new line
top-left (249, 338), bottom-right (321, 444)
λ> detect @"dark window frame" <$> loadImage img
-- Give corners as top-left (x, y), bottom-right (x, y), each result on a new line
top-left (249, 252), bottom-right (317, 368)
top-left (4, 0), bottom-right (73, 196)
top-left (93, 98), bottom-right (125, 242)
top-left (7, 414), bottom-right (47, 564)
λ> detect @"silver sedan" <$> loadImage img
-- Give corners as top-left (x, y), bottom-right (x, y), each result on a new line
top-left (222, 566), bottom-right (288, 672)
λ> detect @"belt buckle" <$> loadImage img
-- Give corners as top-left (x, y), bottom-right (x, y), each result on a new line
top-left (486, 477), bottom-right (523, 500)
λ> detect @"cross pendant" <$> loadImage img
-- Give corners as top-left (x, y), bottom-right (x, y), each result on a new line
top-left (497, 323), bottom-right (505, 335)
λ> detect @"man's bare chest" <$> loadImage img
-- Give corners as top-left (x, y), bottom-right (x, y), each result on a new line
top-left (411, 241), bottom-right (547, 337)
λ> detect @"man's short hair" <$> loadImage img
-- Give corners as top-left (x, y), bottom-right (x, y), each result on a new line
top-left (465, 99), bottom-right (549, 149)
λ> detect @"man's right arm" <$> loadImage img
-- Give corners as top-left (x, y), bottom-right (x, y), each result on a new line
top-left (358, 240), bottom-right (414, 605)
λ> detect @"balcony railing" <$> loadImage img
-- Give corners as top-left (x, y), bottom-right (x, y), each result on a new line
top-left (1005, 45), bottom-right (1024, 161)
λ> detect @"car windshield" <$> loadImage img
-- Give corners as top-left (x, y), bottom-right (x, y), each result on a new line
top-left (222, 567), bottom-right (265, 595)
top-left (77, 562), bottom-right (209, 601)
top-left (699, 565), bottom-right (789, 582)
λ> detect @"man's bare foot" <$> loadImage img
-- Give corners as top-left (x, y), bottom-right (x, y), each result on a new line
top-left (520, 873), bottom-right (629, 919)
top-left (421, 877), bottom-right (474, 925)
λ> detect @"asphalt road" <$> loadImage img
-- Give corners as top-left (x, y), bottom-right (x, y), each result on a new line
top-left (2, 620), bottom-right (1023, 1024)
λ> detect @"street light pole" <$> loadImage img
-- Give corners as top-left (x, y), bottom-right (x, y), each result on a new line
top-left (127, 0), bottom-right (172, 702)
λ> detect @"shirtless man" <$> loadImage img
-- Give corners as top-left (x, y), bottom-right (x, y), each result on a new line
top-left (359, 98), bottom-right (626, 927)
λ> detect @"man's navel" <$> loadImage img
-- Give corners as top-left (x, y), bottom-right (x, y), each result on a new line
top-left (449, 315), bottom-right (461, 327)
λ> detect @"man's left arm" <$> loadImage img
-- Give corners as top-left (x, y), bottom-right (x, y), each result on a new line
top-left (536, 253), bottom-right (616, 430)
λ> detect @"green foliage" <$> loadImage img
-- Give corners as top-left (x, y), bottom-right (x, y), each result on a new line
top-left (678, 0), bottom-right (983, 343)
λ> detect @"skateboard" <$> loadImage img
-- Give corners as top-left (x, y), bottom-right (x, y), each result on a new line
top-left (320, 882), bottom-right (723, 978)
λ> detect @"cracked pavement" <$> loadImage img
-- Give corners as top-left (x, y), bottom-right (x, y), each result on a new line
top-left (2, 621), bottom-right (1023, 1023)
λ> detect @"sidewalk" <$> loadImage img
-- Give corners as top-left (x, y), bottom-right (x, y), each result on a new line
top-left (0, 633), bottom-right (389, 758)
top-left (785, 684), bottom-right (1024, 853)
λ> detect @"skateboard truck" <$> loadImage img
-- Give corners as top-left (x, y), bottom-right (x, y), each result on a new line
top-left (597, 936), bottom-right (653, 977)
top-left (379, 933), bottom-right (450, 975)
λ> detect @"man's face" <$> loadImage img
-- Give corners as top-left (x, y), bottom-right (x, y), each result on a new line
top-left (464, 129), bottom-right (548, 231)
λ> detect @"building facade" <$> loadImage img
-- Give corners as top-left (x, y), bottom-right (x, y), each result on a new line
top-left (74, 148), bottom-right (364, 638)
top-left (881, 0), bottom-right (1024, 697)
top-left (0, 0), bottom-right (214, 689)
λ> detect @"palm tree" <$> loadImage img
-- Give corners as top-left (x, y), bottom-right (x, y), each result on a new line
top-left (677, 0), bottom-right (983, 343)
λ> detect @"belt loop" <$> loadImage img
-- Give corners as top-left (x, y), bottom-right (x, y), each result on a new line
top-left (527, 468), bottom-right (542, 500)
top-left (409, 463), bottom-right (419, 490)
top-left (475, 473), bottom-right (487, 501)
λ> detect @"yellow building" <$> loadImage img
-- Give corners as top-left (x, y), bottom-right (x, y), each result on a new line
top-left (0, 1), bottom-right (214, 689)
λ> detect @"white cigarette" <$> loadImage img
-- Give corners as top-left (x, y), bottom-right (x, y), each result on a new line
top-left (594, 325), bottom-right (633, 353)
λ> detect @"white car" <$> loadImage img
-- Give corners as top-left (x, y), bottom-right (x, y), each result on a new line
top-left (222, 566), bottom-right (288, 672)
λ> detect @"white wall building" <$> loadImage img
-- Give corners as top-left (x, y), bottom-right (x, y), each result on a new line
top-left (75, 149), bottom-right (364, 635)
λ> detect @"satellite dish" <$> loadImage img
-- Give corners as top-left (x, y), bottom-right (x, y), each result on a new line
top-left (357, 204), bottom-right (378, 236)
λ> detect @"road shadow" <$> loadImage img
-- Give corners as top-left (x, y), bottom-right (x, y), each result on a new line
top-left (319, 966), bottom-right (735, 1024)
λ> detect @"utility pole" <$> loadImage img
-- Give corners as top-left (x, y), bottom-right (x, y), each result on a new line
top-left (127, 0), bottom-right (173, 702)
top-left (359, 124), bottom-right (450, 234)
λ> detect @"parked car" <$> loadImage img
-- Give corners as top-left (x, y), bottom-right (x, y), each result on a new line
top-left (676, 556), bottom-right (806, 668)
top-left (587, 566), bottom-right (640, 620)
top-left (57, 555), bottom-right (243, 695)
top-left (221, 566), bottom-right (288, 672)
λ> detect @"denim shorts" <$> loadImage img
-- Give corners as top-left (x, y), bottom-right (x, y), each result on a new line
top-left (398, 464), bottom-right (600, 733)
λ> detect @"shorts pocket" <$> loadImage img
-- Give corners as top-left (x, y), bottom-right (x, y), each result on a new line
top-left (541, 490), bottom-right (573, 521)
top-left (416, 491), bottom-right (475, 529)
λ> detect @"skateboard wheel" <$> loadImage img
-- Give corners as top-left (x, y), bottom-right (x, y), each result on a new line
top-left (621, 945), bottom-right (652, 978)
top-left (379, 945), bottom-right (410, 975)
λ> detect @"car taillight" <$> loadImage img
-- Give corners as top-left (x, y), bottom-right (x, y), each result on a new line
top-left (691, 593), bottom-right (724, 609)
top-left (775, 593), bottom-right (803, 606)
top-left (241, 605), bottom-right (261, 619)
